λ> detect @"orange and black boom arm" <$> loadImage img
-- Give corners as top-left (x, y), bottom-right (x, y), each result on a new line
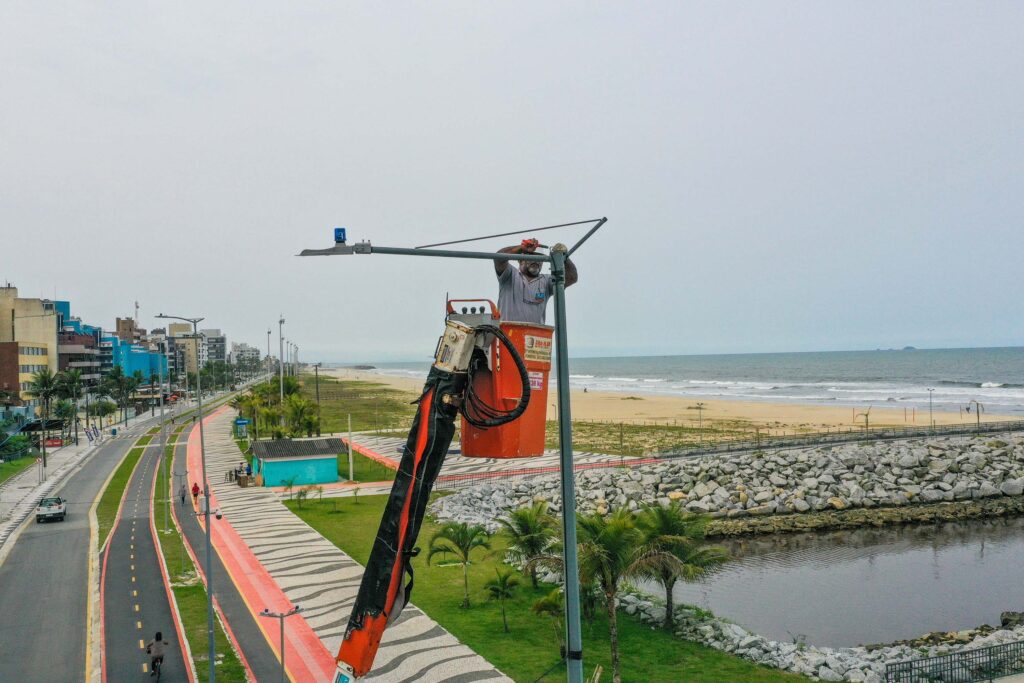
top-left (336, 366), bottom-right (466, 678)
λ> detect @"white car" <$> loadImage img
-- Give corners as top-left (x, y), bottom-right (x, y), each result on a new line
top-left (36, 496), bottom-right (67, 523)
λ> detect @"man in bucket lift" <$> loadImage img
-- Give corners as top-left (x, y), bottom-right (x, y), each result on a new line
top-left (495, 239), bottom-right (578, 323)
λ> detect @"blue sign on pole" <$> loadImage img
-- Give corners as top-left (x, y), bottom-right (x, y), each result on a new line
top-left (235, 418), bottom-right (251, 425)
top-left (334, 227), bottom-right (347, 244)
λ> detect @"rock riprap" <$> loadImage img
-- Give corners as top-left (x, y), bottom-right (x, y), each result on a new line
top-left (431, 433), bottom-right (1024, 534)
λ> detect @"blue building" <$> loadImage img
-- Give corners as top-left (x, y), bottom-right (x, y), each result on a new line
top-left (100, 334), bottom-right (167, 379)
top-left (251, 438), bottom-right (342, 487)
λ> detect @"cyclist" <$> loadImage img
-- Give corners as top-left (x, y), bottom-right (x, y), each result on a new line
top-left (146, 631), bottom-right (168, 676)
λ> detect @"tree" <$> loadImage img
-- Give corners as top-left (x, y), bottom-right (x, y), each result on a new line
top-left (531, 588), bottom-right (565, 656)
top-left (25, 368), bottom-right (58, 465)
top-left (284, 394), bottom-right (318, 437)
top-left (636, 502), bottom-right (729, 629)
top-left (485, 568), bottom-right (520, 633)
top-left (574, 508), bottom-right (681, 683)
top-left (499, 500), bottom-right (558, 588)
top-left (427, 522), bottom-right (492, 608)
top-left (56, 369), bottom-right (84, 444)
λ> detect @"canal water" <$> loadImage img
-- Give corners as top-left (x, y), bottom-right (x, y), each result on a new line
top-left (637, 516), bottom-right (1024, 648)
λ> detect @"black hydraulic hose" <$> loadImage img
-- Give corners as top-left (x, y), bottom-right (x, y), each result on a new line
top-left (461, 324), bottom-right (531, 428)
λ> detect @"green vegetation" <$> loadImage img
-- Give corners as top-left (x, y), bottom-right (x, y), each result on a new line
top-left (287, 495), bottom-right (804, 683)
top-left (547, 419), bottom-right (759, 456)
top-left (136, 434), bottom-right (153, 446)
top-left (298, 373), bottom-right (417, 433)
top-left (96, 447), bottom-right (145, 547)
top-left (338, 451), bottom-right (396, 482)
top-left (0, 455), bottom-right (36, 486)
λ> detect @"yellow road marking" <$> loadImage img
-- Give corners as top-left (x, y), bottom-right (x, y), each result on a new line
top-left (139, 639), bottom-right (145, 649)
top-left (130, 564), bottom-right (135, 571)
top-left (131, 576), bottom-right (136, 583)
top-left (142, 663), bottom-right (149, 673)
top-left (137, 621), bottom-right (142, 629)
top-left (134, 604), bottom-right (140, 612)
top-left (133, 590), bottom-right (138, 597)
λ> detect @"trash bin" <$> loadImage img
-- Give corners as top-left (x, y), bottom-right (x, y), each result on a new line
top-left (111, 428), bottom-right (118, 437)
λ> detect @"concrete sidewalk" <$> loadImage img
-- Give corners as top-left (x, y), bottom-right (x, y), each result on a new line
top-left (198, 409), bottom-right (512, 682)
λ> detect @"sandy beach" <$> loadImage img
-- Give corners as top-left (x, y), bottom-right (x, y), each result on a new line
top-left (325, 368), bottom-right (1014, 431)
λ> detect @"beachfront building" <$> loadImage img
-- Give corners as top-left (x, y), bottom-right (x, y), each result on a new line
top-left (0, 286), bottom-right (60, 409)
top-left (251, 438), bottom-right (343, 487)
top-left (202, 329), bottom-right (227, 365)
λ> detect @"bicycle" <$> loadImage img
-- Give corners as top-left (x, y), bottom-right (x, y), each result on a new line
top-left (150, 655), bottom-right (163, 681)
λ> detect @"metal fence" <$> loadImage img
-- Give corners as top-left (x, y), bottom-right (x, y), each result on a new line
top-left (657, 420), bottom-right (1024, 462)
top-left (886, 640), bottom-right (1024, 682)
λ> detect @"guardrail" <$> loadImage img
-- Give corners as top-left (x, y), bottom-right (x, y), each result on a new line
top-left (886, 640), bottom-right (1024, 682)
top-left (658, 420), bottom-right (1024, 462)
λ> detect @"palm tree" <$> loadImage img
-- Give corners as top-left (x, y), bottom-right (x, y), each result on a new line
top-left (284, 394), bottom-right (317, 437)
top-left (531, 588), bottom-right (565, 656)
top-left (54, 400), bottom-right (76, 439)
top-left (56, 369), bottom-right (84, 444)
top-left (637, 502), bottom-right (730, 629)
top-left (485, 568), bottom-right (520, 633)
top-left (499, 500), bottom-right (558, 588)
top-left (427, 522), bottom-right (492, 608)
top-left (25, 368), bottom-right (58, 466)
top-left (574, 508), bottom-right (684, 683)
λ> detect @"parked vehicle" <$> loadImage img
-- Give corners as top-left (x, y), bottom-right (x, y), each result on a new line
top-left (36, 496), bottom-right (66, 523)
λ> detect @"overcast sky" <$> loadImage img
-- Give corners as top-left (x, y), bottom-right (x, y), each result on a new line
top-left (2, 2), bottom-right (1022, 362)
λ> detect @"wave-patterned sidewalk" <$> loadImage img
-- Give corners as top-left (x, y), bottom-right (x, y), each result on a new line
top-left (204, 411), bottom-right (511, 682)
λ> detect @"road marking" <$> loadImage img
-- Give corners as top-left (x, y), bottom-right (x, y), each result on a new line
top-left (139, 639), bottom-right (145, 649)
top-left (131, 564), bottom-right (135, 571)
top-left (137, 621), bottom-right (142, 629)
top-left (134, 603), bottom-right (140, 612)
top-left (142, 663), bottom-right (149, 673)
top-left (133, 589), bottom-right (138, 597)
top-left (132, 576), bottom-right (136, 583)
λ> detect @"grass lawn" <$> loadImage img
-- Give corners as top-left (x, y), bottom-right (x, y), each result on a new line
top-left (97, 446), bottom-right (145, 547)
top-left (548, 419), bottom-right (760, 456)
top-left (338, 451), bottom-right (396, 482)
top-left (298, 374), bottom-right (417, 433)
top-left (0, 456), bottom-right (36, 486)
top-left (136, 434), bottom-right (153, 446)
top-left (286, 495), bottom-right (806, 683)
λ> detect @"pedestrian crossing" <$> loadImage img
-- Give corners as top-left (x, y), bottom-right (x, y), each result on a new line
top-left (204, 412), bottom-right (511, 682)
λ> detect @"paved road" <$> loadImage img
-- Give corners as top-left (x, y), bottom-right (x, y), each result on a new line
top-left (0, 421), bottom-right (152, 683)
top-left (172, 425), bottom-right (283, 680)
top-left (103, 441), bottom-right (188, 681)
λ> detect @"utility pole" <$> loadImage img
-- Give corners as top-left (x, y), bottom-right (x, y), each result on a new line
top-left (695, 402), bottom-right (705, 444)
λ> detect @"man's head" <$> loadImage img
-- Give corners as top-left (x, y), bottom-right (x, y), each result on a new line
top-left (519, 259), bottom-right (543, 278)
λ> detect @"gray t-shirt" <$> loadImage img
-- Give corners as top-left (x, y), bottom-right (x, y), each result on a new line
top-left (497, 266), bottom-right (554, 324)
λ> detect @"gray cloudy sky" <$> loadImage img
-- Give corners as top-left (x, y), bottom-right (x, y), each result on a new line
top-left (2, 2), bottom-right (1022, 362)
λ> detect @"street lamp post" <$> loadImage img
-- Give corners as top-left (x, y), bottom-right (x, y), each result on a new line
top-left (260, 605), bottom-right (302, 683)
top-left (927, 388), bottom-right (935, 431)
top-left (299, 217), bottom-right (606, 683)
top-left (157, 313), bottom-right (215, 683)
top-left (695, 402), bottom-right (705, 444)
top-left (312, 363), bottom-right (322, 436)
top-left (278, 317), bottom-right (285, 422)
top-left (266, 328), bottom-right (271, 377)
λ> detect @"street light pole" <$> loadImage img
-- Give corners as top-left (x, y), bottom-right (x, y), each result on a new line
top-left (299, 218), bottom-right (606, 683)
top-left (927, 388), bottom-right (935, 431)
top-left (158, 313), bottom-right (215, 683)
top-left (313, 363), bottom-right (322, 436)
top-left (260, 605), bottom-right (301, 683)
top-left (278, 317), bottom-right (285, 422)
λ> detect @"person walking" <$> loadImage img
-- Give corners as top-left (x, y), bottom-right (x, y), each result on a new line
top-left (179, 484), bottom-right (187, 506)
top-left (191, 481), bottom-right (200, 507)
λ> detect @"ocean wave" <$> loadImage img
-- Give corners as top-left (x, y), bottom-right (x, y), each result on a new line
top-left (569, 374), bottom-right (595, 379)
top-left (607, 377), bottom-right (638, 382)
top-left (981, 382), bottom-right (1005, 388)
top-left (642, 378), bottom-right (666, 383)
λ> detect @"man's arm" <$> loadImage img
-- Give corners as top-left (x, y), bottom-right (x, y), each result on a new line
top-left (494, 245), bottom-right (521, 277)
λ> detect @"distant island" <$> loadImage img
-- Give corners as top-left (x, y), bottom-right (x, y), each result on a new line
top-left (902, 346), bottom-right (917, 351)
top-left (349, 364), bottom-right (376, 370)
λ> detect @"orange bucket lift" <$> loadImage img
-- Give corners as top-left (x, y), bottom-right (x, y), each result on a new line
top-left (450, 299), bottom-right (552, 459)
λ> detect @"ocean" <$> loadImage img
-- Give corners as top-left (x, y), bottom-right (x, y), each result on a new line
top-left (347, 347), bottom-right (1024, 416)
